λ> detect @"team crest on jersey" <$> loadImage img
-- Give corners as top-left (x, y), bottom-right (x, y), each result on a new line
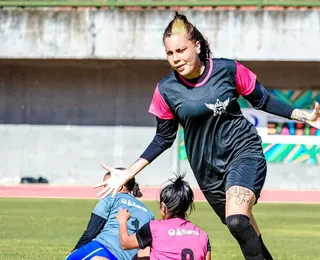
top-left (205, 98), bottom-right (230, 116)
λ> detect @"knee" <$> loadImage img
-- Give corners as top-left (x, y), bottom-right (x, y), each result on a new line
top-left (226, 214), bottom-right (250, 238)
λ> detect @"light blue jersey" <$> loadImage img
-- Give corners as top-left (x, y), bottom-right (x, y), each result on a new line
top-left (92, 193), bottom-right (154, 260)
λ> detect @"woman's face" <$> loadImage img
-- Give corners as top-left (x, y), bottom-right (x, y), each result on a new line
top-left (164, 33), bottom-right (201, 79)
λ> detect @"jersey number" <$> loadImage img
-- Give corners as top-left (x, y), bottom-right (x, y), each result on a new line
top-left (181, 248), bottom-right (194, 260)
top-left (131, 218), bottom-right (140, 232)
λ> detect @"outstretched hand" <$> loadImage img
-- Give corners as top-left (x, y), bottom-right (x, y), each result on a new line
top-left (92, 164), bottom-right (129, 199)
top-left (307, 102), bottom-right (320, 129)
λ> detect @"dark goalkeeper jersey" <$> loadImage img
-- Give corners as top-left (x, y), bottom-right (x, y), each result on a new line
top-left (149, 58), bottom-right (264, 191)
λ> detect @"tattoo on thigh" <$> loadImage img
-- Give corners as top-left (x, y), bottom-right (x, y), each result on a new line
top-left (227, 187), bottom-right (251, 205)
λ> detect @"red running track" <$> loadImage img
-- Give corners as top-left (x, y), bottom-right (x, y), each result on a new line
top-left (0, 185), bottom-right (320, 203)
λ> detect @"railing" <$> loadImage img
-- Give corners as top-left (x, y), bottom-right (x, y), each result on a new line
top-left (0, 0), bottom-right (319, 9)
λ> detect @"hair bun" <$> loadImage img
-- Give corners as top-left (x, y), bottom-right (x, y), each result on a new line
top-left (174, 11), bottom-right (188, 22)
top-left (132, 182), bottom-right (143, 198)
top-left (172, 173), bottom-right (187, 187)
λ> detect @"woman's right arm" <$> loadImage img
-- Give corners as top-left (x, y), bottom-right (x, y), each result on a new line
top-left (94, 84), bottom-right (178, 198)
top-left (140, 117), bottom-right (179, 161)
top-left (118, 117), bottom-right (179, 180)
top-left (72, 197), bottom-right (111, 251)
top-left (94, 117), bottom-right (178, 198)
top-left (72, 213), bottom-right (106, 251)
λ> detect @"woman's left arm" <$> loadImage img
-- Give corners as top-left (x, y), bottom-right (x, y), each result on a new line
top-left (243, 81), bottom-right (320, 129)
top-left (291, 104), bottom-right (320, 128)
top-left (235, 61), bottom-right (320, 129)
top-left (117, 209), bottom-right (142, 250)
top-left (117, 209), bottom-right (153, 250)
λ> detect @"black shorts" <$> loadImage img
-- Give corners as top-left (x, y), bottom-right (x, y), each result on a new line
top-left (202, 156), bottom-right (267, 223)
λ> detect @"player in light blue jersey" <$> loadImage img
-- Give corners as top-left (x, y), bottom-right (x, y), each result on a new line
top-left (65, 168), bottom-right (154, 260)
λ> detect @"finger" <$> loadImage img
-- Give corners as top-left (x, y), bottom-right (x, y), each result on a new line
top-left (100, 189), bottom-right (113, 199)
top-left (96, 186), bottom-right (112, 198)
top-left (96, 187), bottom-right (108, 198)
top-left (101, 164), bottom-right (115, 172)
top-left (111, 188), bottom-right (118, 198)
top-left (315, 102), bottom-right (320, 113)
top-left (92, 181), bottom-right (108, 189)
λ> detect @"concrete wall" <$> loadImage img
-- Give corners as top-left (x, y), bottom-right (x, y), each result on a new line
top-left (0, 124), bottom-right (180, 187)
top-left (0, 8), bottom-right (319, 61)
top-left (0, 59), bottom-right (319, 189)
top-left (1, 59), bottom-right (319, 127)
top-left (1, 124), bottom-right (319, 191)
top-left (0, 59), bottom-right (170, 126)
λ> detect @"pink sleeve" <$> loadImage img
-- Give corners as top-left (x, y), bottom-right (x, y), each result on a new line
top-left (235, 61), bottom-right (257, 96)
top-left (149, 85), bottom-right (174, 120)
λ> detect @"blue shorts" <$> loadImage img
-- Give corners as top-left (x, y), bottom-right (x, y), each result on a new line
top-left (65, 241), bottom-right (117, 260)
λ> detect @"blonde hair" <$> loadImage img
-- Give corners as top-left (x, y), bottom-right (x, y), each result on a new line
top-left (171, 18), bottom-right (187, 35)
top-left (163, 11), bottom-right (212, 62)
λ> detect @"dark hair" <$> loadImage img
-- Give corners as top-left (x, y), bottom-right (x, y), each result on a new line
top-left (160, 173), bottom-right (194, 219)
top-left (104, 167), bottom-right (143, 198)
top-left (163, 11), bottom-right (212, 62)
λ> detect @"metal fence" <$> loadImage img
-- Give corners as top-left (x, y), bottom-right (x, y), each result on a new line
top-left (0, 0), bottom-right (319, 8)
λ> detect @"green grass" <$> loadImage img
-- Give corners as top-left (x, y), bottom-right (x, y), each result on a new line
top-left (0, 198), bottom-right (320, 260)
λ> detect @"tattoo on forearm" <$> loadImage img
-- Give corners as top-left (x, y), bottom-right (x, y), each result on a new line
top-left (128, 159), bottom-right (141, 176)
top-left (291, 109), bottom-right (307, 122)
top-left (128, 165), bottom-right (137, 175)
top-left (227, 187), bottom-right (251, 205)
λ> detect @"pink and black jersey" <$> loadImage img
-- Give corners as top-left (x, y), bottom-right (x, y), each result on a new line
top-left (136, 218), bottom-right (210, 260)
top-left (149, 58), bottom-right (264, 191)
top-left (141, 58), bottom-right (294, 197)
top-left (140, 58), bottom-right (295, 224)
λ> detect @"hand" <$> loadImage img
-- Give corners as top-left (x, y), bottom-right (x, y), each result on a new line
top-left (92, 164), bottom-right (129, 198)
top-left (117, 208), bottom-right (131, 224)
top-left (306, 102), bottom-right (320, 129)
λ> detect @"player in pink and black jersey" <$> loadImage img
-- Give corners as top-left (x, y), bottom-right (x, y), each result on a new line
top-left (117, 174), bottom-right (211, 260)
top-left (94, 12), bottom-right (320, 260)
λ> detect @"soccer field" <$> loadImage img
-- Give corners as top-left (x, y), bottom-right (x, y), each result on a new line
top-left (0, 198), bottom-right (319, 260)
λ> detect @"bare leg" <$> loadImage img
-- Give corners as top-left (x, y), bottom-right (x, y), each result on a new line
top-left (250, 213), bottom-right (261, 236)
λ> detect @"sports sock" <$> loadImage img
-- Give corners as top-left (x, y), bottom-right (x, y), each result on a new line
top-left (226, 214), bottom-right (265, 260)
top-left (259, 234), bottom-right (273, 260)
